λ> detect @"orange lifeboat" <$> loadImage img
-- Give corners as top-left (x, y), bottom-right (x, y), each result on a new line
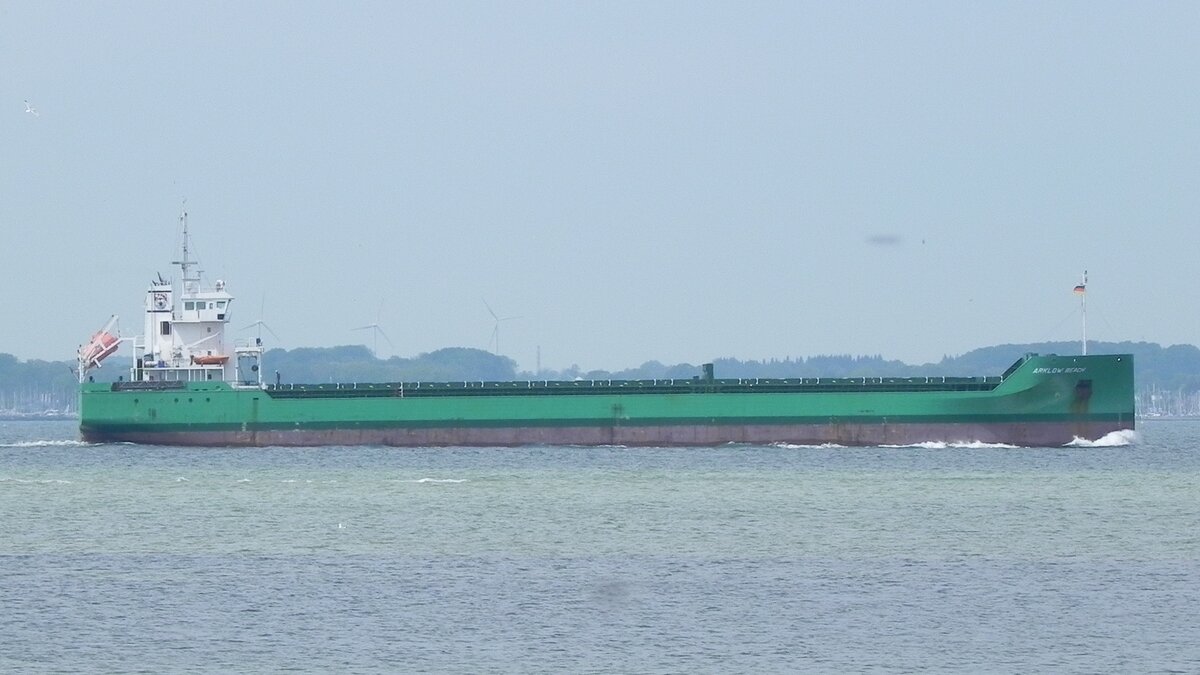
top-left (80, 330), bottom-right (119, 369)
top-left (193, 354), bottom-right (230, 366)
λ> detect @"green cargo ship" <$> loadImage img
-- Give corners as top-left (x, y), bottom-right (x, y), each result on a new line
top-left (77, 215), bottom-right (1135, 447)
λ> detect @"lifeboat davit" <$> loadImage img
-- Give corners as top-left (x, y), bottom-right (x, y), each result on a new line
top-left (193, 354), bottom-right (230, 366)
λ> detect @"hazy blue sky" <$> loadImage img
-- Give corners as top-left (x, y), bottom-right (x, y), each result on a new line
top-left (4, 2), bottom-right (1198, 371)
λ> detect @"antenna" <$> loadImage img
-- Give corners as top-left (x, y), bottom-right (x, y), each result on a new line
top-left (484, 299), bottom-right (521, 356)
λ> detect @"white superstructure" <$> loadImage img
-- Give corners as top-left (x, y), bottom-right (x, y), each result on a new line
top-left (79, 209), bottom-right (264, 387)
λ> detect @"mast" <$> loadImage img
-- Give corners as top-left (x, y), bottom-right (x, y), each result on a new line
top-left (173, 207), bottom-right (201, 296)
top-left (1074, 270), bottom-right (1088, 355)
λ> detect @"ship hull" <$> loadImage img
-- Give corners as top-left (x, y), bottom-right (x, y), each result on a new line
top-left (80, 354), bottom-right (1136, 448)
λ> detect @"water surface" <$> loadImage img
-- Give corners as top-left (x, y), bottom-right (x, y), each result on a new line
top-left (2, 420), bottom-right (1197, 673)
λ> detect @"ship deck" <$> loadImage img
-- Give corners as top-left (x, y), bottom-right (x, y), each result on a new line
top-left (265, 375), bottom-right (1006, 398)
top-left (111, 375), bottom-right (1007, 398)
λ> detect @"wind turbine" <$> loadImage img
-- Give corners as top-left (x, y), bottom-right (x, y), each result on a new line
top-left (242, 294), bottom-right (280, 346)
top-left (353, 302), bottom-right (393, 358)
top-left (484, 299), bottom-right (521, 356)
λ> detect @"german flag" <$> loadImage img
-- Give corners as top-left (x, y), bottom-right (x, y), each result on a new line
top-left (1073, 284), bottom-right (1086, 294)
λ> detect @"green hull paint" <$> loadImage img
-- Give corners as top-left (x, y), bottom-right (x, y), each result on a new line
top-left (79, 353), bottom-right (1135, 447)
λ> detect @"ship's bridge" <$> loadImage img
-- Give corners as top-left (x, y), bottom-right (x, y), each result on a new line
top-left (171, 282), bottom-right (234, 364)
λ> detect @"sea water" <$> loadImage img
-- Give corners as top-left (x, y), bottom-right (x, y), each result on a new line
top-left (1, 420), bottom-right (1197, 673)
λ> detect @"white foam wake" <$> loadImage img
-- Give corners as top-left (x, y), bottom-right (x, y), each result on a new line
top-left (411, 478), bottom-right (469, 484)
top-left (770, 442), bottom-right (847, 449)
top-left (1064, 429), bottom-right (1139, 447)
top-left (1, 440), bottom-right (91, 448)
top-left (880, 440), bottom-right (1021, 449)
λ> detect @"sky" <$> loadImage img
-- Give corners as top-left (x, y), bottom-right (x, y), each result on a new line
top-left (3, 2), bottom-right (1198, 372)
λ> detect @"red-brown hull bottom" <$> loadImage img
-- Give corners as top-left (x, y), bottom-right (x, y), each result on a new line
top-left (82, 421), bottom-right (1133, 448)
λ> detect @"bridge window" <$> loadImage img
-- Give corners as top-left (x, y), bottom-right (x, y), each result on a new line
top-left (160, 321), bottom-right (170, 336)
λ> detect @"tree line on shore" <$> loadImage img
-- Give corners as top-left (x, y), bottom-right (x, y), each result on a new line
top-left (3, 341), bottom-right (1199, 415)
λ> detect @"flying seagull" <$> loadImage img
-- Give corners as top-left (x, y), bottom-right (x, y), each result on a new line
top-left (24, 100), bottom-right (39, 117)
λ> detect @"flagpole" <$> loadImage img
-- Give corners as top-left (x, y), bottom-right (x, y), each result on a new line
top-left (1080, 271), bottom-right (1087, 356)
